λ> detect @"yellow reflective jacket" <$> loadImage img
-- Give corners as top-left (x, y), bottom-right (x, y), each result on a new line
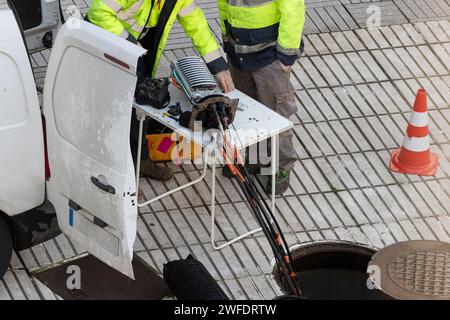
top-left (218, 0), bottom-right (306, 71)
top-left (87, 0), bottom-right (227, 76)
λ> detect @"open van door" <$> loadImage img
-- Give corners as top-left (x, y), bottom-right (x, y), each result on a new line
top-left (43, 20), bottom-right (146, 278)
top-left (8, 0), bottom-right (61, 52)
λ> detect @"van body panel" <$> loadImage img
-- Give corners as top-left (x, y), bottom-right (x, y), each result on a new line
top-left (0, 9), bottom-right (45, 216)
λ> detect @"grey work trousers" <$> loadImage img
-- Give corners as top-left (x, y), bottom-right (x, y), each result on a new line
top-left (229, 60), bottom-right (298, 171)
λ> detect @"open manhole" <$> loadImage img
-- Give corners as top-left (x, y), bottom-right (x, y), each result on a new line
top-left (369, 240), bottom-right (450, 300)
top-left (273, 241), bottom-right (391, 300)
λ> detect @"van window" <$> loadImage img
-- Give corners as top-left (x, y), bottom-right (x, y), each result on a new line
top-left (52, 46), bottom-right (135, 175)
top-left (8, 0), bottom-right (42, 30)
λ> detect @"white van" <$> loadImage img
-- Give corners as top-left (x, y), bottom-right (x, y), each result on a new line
top-left (0, 0), bottom-right (145, 279)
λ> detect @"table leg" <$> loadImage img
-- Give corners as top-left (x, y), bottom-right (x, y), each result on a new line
top-left (271, 134), bottom-right (278, 214)
top-left (135, 114), bottom-right (146, 192)
top-left (137, 147), bottom-right (210, 208)
top-left (211, 182), bottom-right (262, 252)
top-left (211, 150), bottom-right (262, 251)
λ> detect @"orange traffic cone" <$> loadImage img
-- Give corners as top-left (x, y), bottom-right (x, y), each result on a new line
top-left (390, 89), bottom-right (439, 176)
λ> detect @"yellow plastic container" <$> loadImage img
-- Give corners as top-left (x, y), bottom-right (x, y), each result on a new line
top-left (146, 133), bottom-right (202, 162)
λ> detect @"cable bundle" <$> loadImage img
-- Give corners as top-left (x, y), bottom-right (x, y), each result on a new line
top-left (216, 112), bottom-right (302, 297)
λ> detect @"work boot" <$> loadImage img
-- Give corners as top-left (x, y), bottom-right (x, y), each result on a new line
top-left (138, 160), bottom-right (174, 180)
top-left (222, 164), bottom-right (260, 178)
top-left (266, 169), bottom-right (291, 195)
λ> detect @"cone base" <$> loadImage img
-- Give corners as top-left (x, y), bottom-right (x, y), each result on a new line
top-left (390, 148), bottom-right (439, 176)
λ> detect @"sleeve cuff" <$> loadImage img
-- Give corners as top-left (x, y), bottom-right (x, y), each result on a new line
top-left (277, 51), bottom-right (298, 66)
top-left (206, 57), bottom-right (228, 75)
top-left (126, 33), bottom-right (138, 44)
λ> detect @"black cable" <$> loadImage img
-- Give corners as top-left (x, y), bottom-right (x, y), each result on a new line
top-left (239, 166), bottom-right (301, 295)
top-left (228, 123), bottom-right (299, 293)
top-left (237, 164), bottom-right (300, 295)
top-left (215, 111), bottom-right (301, 295)
top-left (244, 168), bottom-right (295, 269)
top-left (222, 137), bottom-right (295, 272)
top-left (221, 151), bottom-right (299, 294)
top-left (138, 0), bottom-right (154, 41)
top-left (231, 173), bottom-right (298, 295)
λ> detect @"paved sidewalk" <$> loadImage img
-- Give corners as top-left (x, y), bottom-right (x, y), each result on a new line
top-left (1, 0), bottom-right (449, 300)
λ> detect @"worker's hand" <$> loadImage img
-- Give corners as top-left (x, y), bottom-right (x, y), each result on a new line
top-left (279, 61), bottom-right (291, 73)
top-left (215, 70), bottom-right (234, 93)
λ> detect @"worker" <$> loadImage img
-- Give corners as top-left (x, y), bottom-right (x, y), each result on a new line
top-left (86, 0), bottom-right (234, 180)
top-left (218, 0), bottom-right (306, 194)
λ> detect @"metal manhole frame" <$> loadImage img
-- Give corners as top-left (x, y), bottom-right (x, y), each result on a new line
top-left (270, 240), bottom-right (379, 296)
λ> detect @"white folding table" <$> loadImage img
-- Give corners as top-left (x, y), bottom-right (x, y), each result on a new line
top-left (134, 84), bottom-right (293, 250)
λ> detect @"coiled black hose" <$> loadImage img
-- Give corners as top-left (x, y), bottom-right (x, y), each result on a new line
top-left (163, 255), bottom-right (229, 300)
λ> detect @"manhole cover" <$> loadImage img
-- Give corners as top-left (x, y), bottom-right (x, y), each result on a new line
top-left (369, 240), bottom-right (450, 300)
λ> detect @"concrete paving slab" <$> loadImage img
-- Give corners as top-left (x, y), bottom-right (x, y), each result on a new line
top-left (2, 0), bottom-right (448, 300)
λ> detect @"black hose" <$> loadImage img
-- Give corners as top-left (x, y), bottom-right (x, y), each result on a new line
top-left (163, 255), bottom-right (229, 300)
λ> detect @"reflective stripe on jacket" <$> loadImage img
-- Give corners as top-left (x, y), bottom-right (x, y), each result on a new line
top-left (218, 0), bottom-right (306, 71)
top-left (87, 0), bottom-right (227, 76)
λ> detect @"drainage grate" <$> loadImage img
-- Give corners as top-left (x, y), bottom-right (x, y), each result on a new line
top-left (369, 241), bottom-right (450, 300)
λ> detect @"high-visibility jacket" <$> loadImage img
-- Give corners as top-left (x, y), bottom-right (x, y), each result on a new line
top-left (218, 0), bottom-right (306, 71)
top-left (87, 0), bottom-right (227, 76)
